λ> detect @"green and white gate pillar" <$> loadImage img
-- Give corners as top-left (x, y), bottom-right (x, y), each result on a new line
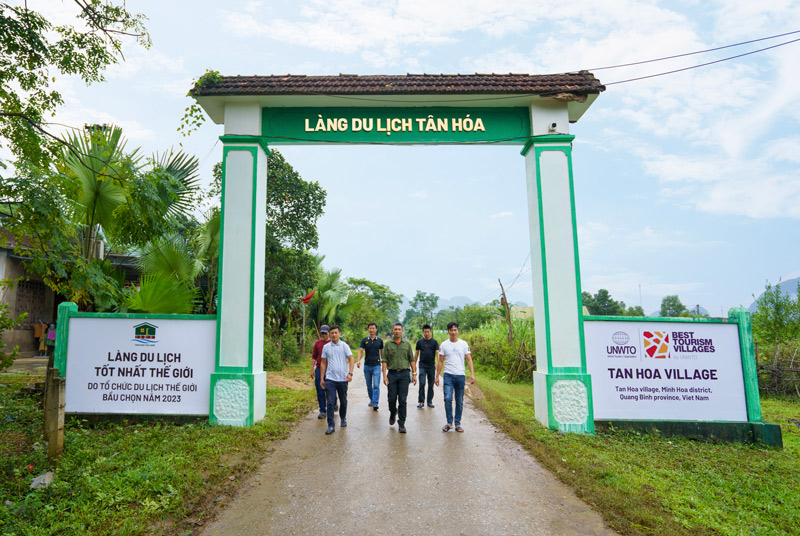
top-left (523, 102), bottom-right (594, 434)
top-left (209, 103), bottom-right (268, 426)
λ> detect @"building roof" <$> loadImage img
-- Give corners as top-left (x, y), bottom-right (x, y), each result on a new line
top-left (190, 72), bottom-right (604, 99)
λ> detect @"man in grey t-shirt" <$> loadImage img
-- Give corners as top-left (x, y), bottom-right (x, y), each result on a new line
top-left (320, 325), bottom-right (355, 435)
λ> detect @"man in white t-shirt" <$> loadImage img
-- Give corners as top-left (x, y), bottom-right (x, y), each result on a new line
top-left (435, 321), bottom-right (475, 433)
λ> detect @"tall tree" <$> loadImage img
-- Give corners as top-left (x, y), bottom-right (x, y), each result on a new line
top-left (751, 281), bottom-right (800, 346)
top-left (0, 1), bottom-right (149, 169)
top-left (345, 278), bottom-right (403, 333)
top-left (582, 289), bottom-right (625, 316)
top-left (659, 295), bottom-right (687, 317)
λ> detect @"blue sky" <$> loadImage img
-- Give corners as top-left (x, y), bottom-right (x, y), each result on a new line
top-left (23, 0), bottom-right (800, 315)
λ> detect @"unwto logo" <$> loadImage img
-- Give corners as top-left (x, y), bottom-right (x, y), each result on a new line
top-left (642, 331), bottom-right (670, 359)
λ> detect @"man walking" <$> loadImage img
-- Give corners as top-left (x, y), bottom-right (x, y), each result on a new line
top-left (310, 325), bottom-right (331, 419)
top-left (357, 322), bottom-right (383, 411)
top-left (320, 325), bottom-right (354, 435)
top-left (381, 322), bottom-right (416, 433)
top-left (435, 322), bottom-right (475, 433)
top-left (415, 324), bottom-right (439, 409)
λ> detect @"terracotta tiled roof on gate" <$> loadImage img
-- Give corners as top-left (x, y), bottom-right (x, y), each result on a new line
top-left (190, 72), bottom-right (604, 99)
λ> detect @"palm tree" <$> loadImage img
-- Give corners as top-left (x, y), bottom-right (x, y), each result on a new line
top-left (307, 266), bottom-right (363, 334)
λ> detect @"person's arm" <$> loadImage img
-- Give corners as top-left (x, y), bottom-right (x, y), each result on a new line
top-left (466, 352), bottom-right (475, 384)
top-left (357, 346), bottom-right (364, 368)
top-left (347, 353), bottom-right (355, 382)
top-left (310, 343), bottom-right (319, 378)
top-left (413, 349), bottom-right (420, 367)
top-left (382, 359), bottom-right (389, 386)
top-left (435, 350), bottom-right (444, 386)
top-left (409, 345), bottom-right (417, 385)
top-left (320, 357), bottom-right (327, 390)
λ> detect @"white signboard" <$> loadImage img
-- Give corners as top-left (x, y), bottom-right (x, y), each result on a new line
top-left (65, 317), bottom-right (216, 415)
top-left (584, 320), bottom-right (747, 421)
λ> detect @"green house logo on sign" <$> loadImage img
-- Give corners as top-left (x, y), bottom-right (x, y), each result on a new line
top-left (133, 322), bottom-right (159, 344)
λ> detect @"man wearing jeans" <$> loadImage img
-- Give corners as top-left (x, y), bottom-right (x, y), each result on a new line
top-left (320, 325), bottom-right (354, 435)
top-left (357, 322), bottom-right (383, 411)
top-left (310, 325), bottom-right (331, 419)
top-left (381, 322), bottom-right (416, 433)
top-left (435, 321), bottom-right (475, 433)
top-left (415, 324), bottom-right (439, 409)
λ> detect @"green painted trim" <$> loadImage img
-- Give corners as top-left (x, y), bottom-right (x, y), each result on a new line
top-left (54, 302), bottom-right (78, 377)
top-left (584, 315), bottom-right (728, 324)
top-left (69, 312), bottom-right (216, 320)
top-left (220, 135), bottom-right (270, 155)
top-left (595, 420), bottom-right (782, 447)
top-left (728, 307), bottom-right (762, 422)
top-left (520, 134), bottom-right (576, 156)
top-left (536, 144), bottom-right (587, 373)
top-left (247, 146), bottom-right (260, 373)
top-left (215, 146), bottom-right (259, 374)
top-left (551, 366), bottom-right (582, 374)
top-left (532, 147), bottom-right (552, 374)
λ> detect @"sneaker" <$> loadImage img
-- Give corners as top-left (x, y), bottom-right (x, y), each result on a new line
top-left (417, 403), bottom-right (424, 409)
top-left (389, 411), bottom-right (397, 425)
top-left (318, 412), bottom-right (326, 419)
top-left (368, 403), bottom-right (374, 407)
top-left (341, 419), bottom-right (348, 428)
top-left (427, 404), bottom-right (435, 408)
top-left (325, 427), bottom-right (335, 435)
top-left (398, 425), bottom-right (407, 433)
top-left (372, 406), bottom-right (379, 411)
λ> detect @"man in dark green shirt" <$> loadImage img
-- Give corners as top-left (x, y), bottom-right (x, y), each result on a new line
top-left (381, 322), bottom-right (417, 433)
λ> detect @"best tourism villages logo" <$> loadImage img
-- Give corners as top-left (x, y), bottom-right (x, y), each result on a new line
top-left (133, 322), bottom-right (159, 346)
top-left (605, 329), bottom-right (717, 359)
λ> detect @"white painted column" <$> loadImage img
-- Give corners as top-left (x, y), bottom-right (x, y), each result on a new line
top-left (209, 103), bottom-right (268, 426)
top-left (524, 101), bottom-right (594, 434)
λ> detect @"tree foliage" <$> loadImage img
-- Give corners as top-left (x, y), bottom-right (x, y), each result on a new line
top-left (0, 127), bottom-right (199, 311)
top-left (751, 281), bottom-right (800, 347)
top-left (345, 277), bottom-right (403, 334)
top-left (0, 1), bottom-right (149, 168)
top-left (582, 288), bottom-right (645, 317)
top-left (660, 295), bottom-right (687, 317)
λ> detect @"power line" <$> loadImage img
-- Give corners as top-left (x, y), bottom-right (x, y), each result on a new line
top-left (587, 29), bottom-right (800, 71)
top-left (604, 36), bottom-right (800, 85)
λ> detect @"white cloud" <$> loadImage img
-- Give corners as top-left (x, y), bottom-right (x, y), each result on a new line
top-left (408, 190), bottom-right (428, 198)
top-left (490, 211), bottom-right (513, 219)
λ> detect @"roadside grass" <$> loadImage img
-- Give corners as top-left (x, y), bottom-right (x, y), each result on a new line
top-left (474, 375), bottom-right (800, 536)
top-left (0, 370), bottom-right (314, 536)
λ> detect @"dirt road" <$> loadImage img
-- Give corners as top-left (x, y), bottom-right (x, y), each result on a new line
top-left (200, 368), bottom-right (617, 536)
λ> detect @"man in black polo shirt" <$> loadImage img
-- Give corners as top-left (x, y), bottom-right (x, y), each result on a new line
top-left (357, 322), bottom-right (384, 411)
top-left (415, 324), bottom-right (439, 409)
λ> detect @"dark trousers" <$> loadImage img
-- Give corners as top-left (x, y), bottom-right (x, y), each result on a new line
top-left (324, 379), bottom-right (348, 428)
top-left (418, 366), bottom-right (435, 404)
top-left (387, 369), bottom-right (411, 425)
top-left (314, 368), bottom-right (327, 413)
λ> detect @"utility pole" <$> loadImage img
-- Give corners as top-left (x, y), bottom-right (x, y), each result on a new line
top-left (498, 278), bottom-right (513, 343)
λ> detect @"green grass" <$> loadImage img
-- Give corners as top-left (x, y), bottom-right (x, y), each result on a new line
top-left (0, 371), bottom-right (314, 536)
top-left (474, 375), bottom-right (800, 536)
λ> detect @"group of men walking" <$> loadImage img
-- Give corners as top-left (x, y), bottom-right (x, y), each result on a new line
top-left (310, 321), bottom-right (475, 435)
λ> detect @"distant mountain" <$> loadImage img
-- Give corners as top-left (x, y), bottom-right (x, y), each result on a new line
top-left (748, 276), bottom-right (800, 313)
top-left (399, 295), bottom-right (528, 315)
top-left (437, 295), bottom-right (477, 310)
